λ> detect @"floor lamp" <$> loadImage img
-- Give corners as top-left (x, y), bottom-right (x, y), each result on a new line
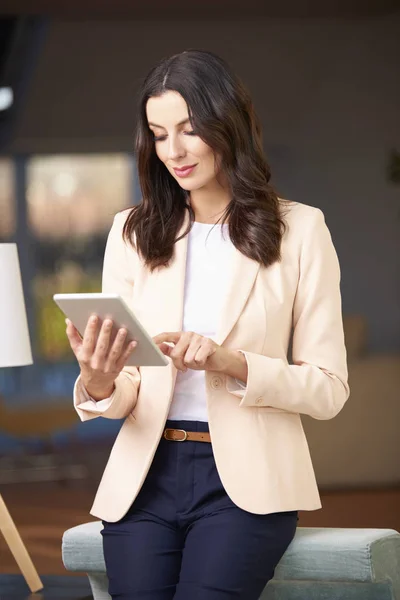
top-left (0, 243), bottom-right (43, 593)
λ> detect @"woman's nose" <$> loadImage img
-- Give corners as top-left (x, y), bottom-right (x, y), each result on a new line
top-left (167, 136), bottom-right (185, 160)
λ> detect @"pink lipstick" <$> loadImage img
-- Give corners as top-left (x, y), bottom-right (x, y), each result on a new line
top-left (173, 164), bottom-right (197, 178)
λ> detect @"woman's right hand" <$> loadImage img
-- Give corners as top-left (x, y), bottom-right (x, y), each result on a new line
top-left (66, 315), bottom-right (137, 400)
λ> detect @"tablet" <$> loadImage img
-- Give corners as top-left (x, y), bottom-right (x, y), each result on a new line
top-left (53, 293), bottom-right (168, 367)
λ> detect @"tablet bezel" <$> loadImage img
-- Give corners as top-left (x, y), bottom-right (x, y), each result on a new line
top-left (53, 292), bottom-right (168, 367)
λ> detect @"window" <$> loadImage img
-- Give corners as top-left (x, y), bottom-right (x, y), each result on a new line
top-left (27, 154), bottom-right (134, 362)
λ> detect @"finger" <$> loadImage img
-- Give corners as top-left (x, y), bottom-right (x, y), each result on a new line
top-left (169, 336), bottom-right (191, 371)
top-left (153, 332), bottom-right (182, 345)
top-left (105, 327), bottom-right (128, 368)
top-left (93, 319), bottom-right (114, 366)
top-left (158, 342), bottom-right (173, 356)
top-left (183, 339), bottom-right (203, 365)
top-left (65, 319), bottom-right (83, 355)
top-left (194, 342), bottom-right (216, 367)
top-left (81, 314), bottom-right (100, 358)
top-left (116, 340), bottom-right (137, 370)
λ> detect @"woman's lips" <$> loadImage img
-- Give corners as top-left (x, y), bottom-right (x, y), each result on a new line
top-left (173, 164), bottom-right (197, 178)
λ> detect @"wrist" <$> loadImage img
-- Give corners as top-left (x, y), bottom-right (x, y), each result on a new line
top-left (81, 376), bottom-right (115, 402)
top-left (86, 384), bottom-right (115, 402)
top-left (218, 349), bottom-right (248, 383)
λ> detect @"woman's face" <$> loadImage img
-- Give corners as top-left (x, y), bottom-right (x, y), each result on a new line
top-left (146, 91), bottom-right (218, 192)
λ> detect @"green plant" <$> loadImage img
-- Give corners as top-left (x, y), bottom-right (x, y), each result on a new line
top-left (33, 265), bottom-right (102, 361)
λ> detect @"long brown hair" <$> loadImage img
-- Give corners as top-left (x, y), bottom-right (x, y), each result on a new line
top-left (123, 49), bottom-right (287, 271)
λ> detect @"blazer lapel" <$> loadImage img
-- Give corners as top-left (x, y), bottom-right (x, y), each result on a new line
top-left (214, 248), bottom-right (260, 346)
top-left (145, 214), bottom-right (259, 348)
top-left (148, 213), bottom-right (189, 336)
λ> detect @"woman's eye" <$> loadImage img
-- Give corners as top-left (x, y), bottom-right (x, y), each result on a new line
top-left (153, 131), bottom-right (196, 141)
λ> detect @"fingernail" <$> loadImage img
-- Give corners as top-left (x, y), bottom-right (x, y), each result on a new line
top-left (91, 316), bottom-right (97, 324)
top-left (65, 318), bottom-right (70, 326)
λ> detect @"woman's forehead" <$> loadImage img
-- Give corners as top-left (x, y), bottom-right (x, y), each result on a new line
top-left (146, 91), bottom-right (190, 128)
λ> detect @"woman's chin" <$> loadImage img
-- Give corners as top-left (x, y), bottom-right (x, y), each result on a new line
top-left (176, 179), bottom-right (203, 192)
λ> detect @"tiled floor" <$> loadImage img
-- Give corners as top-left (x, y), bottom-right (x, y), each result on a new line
top-left (0, 575), bottom-right (92, 600)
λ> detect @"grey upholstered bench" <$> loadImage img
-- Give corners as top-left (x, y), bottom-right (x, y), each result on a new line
top-left (62, 521), bottom-right (400, 600)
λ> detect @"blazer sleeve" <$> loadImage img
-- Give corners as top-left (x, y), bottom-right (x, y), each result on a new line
top-left (74, 211), bottom-right (141, 422)
top-left (229, 208), bottom-right (349, 420)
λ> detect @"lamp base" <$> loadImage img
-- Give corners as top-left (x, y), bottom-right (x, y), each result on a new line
top-left (0, 494), bottom-right (43, 592)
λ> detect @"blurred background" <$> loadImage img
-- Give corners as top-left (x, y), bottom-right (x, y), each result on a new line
top-left (0, 0), bottom-right (399, 587)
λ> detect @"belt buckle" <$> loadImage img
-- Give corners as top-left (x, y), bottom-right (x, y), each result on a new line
top-left (164, 428), bottom-right (188, 442)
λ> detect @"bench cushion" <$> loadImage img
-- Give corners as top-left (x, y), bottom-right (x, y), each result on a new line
top-left (62, 521), bottom-right (400, 589)
top-left (275, 527), bottom-right (400, 584)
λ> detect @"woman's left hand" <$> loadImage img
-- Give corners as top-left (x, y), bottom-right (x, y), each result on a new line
top-left (153, 331), bottom-right (229, 373)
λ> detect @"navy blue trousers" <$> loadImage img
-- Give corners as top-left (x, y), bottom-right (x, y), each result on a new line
top-left (101, 420), bottom-right (298, 600)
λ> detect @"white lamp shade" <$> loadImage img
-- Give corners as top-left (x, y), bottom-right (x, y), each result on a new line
top-left (0, 243), bottom-right (33, 368)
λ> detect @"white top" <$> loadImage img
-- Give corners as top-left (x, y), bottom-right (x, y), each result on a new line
top-left (86, 222), bottom-right (246, 420)
top-left (168, 222), bottom-right (234, 421)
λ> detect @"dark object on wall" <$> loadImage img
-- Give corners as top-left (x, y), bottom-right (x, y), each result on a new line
top-left (387, 149), bottom-right (400, 185)
top-left (387, 148), bottom-right (400, 220)
top-left (0, 16), bottom-right (48, 150)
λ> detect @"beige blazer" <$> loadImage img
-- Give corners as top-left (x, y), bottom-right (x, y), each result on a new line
top-left (73, 200), bottom-right (349, 523)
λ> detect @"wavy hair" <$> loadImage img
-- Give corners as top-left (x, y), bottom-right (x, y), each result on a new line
top-left (123, 49), bottom-right (287, 271)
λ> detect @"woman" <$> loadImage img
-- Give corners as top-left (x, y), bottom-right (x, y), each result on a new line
top-left (66, 49), bottom-right (349, 600)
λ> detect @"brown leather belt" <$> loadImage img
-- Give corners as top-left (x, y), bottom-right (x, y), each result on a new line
top-left (163, 428), bottom-right (211, 443)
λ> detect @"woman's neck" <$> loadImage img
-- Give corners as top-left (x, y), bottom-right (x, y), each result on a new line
top-left (189, 180), bottom-right (231, 224)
